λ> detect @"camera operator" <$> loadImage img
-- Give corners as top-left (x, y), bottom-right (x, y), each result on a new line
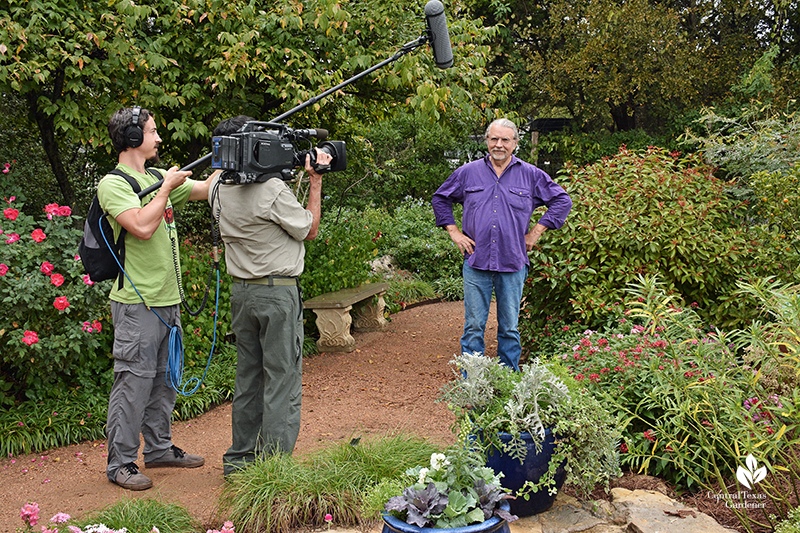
top-left (208, 115), bottom-right (331, 477)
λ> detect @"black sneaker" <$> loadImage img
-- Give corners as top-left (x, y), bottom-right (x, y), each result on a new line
top-left (114, 462), bottom-right (153, 491)
top-left (145, 445), bottom-right (205, 468)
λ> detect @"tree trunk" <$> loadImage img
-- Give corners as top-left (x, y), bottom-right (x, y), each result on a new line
top-left (26, 71), bottom-right (76, 208)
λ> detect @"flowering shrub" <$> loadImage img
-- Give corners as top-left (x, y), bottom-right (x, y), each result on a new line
top-left (0, 163), bottom-right (114, 404)
top-left (550, 275), bottom-right (799, 533)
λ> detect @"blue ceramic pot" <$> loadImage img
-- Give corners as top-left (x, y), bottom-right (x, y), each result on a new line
top-left (484, 430), bottom-right (566, 517)
top-left (381, 501), bottom-right (511, 533)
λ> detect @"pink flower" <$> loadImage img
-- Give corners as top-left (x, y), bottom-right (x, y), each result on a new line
top-left (44, 203), bottom-right (59, 219)
top-left (82, 321), bottom-right (93, 333)
top-left (5, 232), bottom-right (20, 243)
top-left (2, 163), bottom-right (10, 174)
top-left (92, 320), bottom-right (102, 332)
top-left (58, 206), bottom-right (72, 216)
top-left (41, 261), bottom-right (55, 275)
top-left (0, 263), bottom-right (7, 275)
top-left (31, 229), bottom-right (46, 242)
top-left (22, 330), bottom-right (39, 345)
top-left (20, 502), bottom-right (39, 526)
top-left (82, 274), bottom-right (94, 285)
top-left (53, 296), bottom-right (70, 311)
top-left (4, 207), bottom-right (18, 220)
top-left (50, 512), bottom-right (71, 523)
top-left (50, 273), bottom-right (64, 287)
top-left (68, 527), bottom-right (83, 533)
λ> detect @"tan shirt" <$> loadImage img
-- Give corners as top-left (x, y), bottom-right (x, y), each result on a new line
top-left (209, 174), bottom-right (312, 279)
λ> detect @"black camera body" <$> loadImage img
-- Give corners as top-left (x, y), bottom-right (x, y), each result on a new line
top-left (211, 121), bottom-right (347, 185)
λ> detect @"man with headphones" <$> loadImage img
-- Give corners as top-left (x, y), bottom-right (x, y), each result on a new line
top-left (97, 106), bottom-right (214, 490)
top-left (432, 118), bottom-right (572, 372)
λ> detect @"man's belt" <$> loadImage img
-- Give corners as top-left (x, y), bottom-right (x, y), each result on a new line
top-left (232, 275), bottom-right (299, 286)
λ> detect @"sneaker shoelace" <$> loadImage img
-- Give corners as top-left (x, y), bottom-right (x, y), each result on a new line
top-left (122, 462), bottom-right (140, 476)
top-left (171, 445), bottom-right (186, 458)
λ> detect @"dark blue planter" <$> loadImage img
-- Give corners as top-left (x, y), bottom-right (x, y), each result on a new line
top-left (484, 430), bottom-right (566, 517)
top-left (381, 501), bottom-right (511, 533)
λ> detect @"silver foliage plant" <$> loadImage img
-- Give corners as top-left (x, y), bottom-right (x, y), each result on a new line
top-left (440, 351), bottom-right (623, 497)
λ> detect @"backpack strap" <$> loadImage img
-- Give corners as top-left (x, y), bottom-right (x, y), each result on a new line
top-left (105, 168), bottom-right (160, 290)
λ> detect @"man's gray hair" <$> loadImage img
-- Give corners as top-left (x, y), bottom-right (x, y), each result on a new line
top-left (484, 118), bottom-right (519, 141)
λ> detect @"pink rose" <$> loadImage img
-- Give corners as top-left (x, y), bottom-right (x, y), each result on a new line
top-left (58, 206), bottom-right (72, 216)
top-left (50, 273), bottom-right (64, 287)
top-left (0, 263), bottom-right (7, 276)
top-left (40, 261), bottom-right (54, 275)
top-left (92, 320), bottom-right (102, 332)
top-left (31, 229), bottom-right (46, 242)
top-left (82, 274), bottom-right (95, 285)
top-left (44, 203), bottom-right (58, 219)
top-left (22, 331), bottom-right (39, 346)
top-left (53, 296), bottom-right (70, 311)
top-left (5, 233), bottom-right (19, 244)
top-left (3, 208), bottom-right (18, 220)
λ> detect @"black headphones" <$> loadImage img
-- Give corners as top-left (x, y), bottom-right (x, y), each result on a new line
top-left (124, 106), bottom-right (144, 148)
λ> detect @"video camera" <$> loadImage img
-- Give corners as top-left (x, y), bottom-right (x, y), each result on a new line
top-left (210, 121), bottom-right (347, 185)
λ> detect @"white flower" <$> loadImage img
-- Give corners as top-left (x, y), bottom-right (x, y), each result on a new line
top-left (418, 467), bottom-right (430, 484)
top-left (430, 453), bottom-right (449, 471)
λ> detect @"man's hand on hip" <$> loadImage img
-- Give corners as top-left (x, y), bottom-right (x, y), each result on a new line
top-left (446, 225), bottom-right (475, 255)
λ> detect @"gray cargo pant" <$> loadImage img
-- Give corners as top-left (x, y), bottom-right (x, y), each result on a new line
top-left (106, 302), bottom-right (181, 482)
top-left (223, 281), bottom-right (303, 476)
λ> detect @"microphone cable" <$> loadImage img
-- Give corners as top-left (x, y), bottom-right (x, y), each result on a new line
top-left (99, 213), bottom-right (220, 397)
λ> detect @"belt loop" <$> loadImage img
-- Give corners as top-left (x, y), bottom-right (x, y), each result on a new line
top-left (267, 275), bottom-right (274, 286)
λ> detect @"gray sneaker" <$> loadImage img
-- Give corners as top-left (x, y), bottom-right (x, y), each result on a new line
top-left (145, 445), bottom-right (205, 469)
top-left (114, 463), bottom-right (153, 491)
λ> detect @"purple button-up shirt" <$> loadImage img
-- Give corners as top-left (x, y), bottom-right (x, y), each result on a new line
top-left (432, 154), bottom-right (572, 272)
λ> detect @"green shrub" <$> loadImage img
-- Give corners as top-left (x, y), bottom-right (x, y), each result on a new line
top-left (431, 276), bottom-right (463, 301)
top-left (385, 276), bottom-right (436, 313)
top-left (177, 237), bottom-right (232, 373)
top-left (776, 506), bottom-right (800, 533)
top-left (522, 146), bottom-right (761, 354)
top-left (303, 206), bottom-right (380, 300)
top-left (70, 498), bottom-right (201, 533)
top-left (373, 197), bottom-right (463, 283)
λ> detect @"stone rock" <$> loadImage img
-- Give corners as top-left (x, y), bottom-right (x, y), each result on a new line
top-left (609, 488), bottom-right (739, 533)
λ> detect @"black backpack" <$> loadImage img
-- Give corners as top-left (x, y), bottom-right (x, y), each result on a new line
top-left (79, 168), bottom-right (158, 289)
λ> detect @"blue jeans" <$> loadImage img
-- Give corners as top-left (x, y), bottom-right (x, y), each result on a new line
top-left (461, 262), bottom-right (528, 371)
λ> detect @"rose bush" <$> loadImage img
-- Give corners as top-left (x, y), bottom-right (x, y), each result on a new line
top-left (0, 166), bottom-right (114, 405)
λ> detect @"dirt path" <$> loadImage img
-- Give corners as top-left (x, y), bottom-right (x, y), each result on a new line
top-left (0, 300), bottom-right (498, 531)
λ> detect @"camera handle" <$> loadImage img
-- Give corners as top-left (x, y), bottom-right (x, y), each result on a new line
top-left (136, 33), bottom-right (431, 199)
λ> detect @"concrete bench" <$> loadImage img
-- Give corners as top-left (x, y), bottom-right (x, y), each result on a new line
top-left (303, 282), bottom-right (390, 353)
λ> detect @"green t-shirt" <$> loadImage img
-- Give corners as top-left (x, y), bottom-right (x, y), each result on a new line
top-left (97, 164), bottom-right (194, 306)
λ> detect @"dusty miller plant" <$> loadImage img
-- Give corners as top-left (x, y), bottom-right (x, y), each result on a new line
top-left (438, 352), bottom-right (622, 498)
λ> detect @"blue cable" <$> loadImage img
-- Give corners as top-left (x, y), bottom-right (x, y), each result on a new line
top-left (99, 215), bottom-right (219, 396)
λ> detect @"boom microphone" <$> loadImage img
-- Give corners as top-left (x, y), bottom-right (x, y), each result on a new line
top-left (425, 0), bottom-right (454, 69)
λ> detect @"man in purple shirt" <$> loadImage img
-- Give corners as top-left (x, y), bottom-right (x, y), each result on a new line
top-left (432, 118), bottom-right (572, 370)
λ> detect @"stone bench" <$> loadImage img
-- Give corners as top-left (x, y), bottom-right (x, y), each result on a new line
top-left (303, 282), bottom-right (390, 353)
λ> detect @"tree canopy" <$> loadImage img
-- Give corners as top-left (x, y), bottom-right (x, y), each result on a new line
top-left (0, 0), bottom-right (506, 209)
